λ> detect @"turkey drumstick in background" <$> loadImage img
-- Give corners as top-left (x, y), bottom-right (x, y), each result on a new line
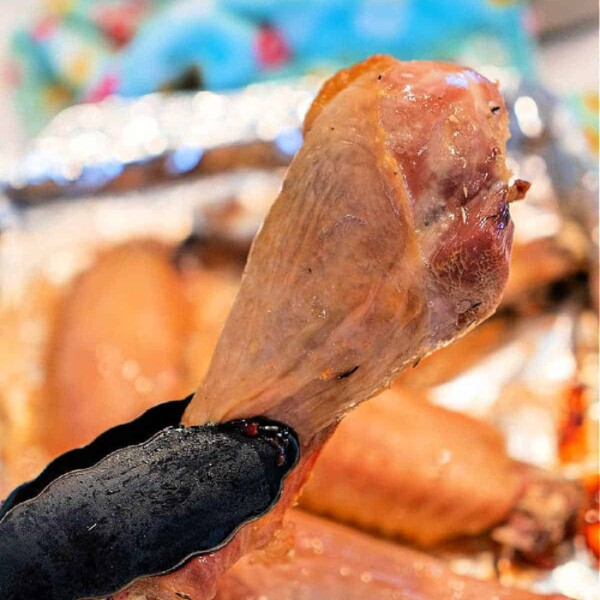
top-left (300, 388), bottom-right (581, 561)
top-left (215, 510), bottom-right (568, 600)
top-left (0, 55), bottom-right (526, 600)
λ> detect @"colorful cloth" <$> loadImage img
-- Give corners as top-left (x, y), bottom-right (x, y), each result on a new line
top-left (12, 0), bottom-right (534, 133)
top-left (569, 92), bottom-right (599, 156)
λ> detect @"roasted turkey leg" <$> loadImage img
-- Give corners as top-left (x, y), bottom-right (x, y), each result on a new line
top-left (300, 387), bottom-right (580, 558)
top-left (0, 56), bottom-right (523, 600)
top-left (183, 56), bottom-right (518, 441)
top-left (129, 56), bottom-right (521, 599)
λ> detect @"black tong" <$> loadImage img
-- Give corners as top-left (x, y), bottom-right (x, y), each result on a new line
top-left (0, 396), bottom-right (299, 600)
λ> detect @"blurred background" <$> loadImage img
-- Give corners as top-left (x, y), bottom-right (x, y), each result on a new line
top-left (0, 0), bottom-right (596, 155)
top-left (0, 2), bottom-right (598, 598)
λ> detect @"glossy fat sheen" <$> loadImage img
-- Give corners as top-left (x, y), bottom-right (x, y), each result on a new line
top-left (184, 57), bottom-right (514, 440)
top-left (300, 388), bottom-right (523, 546)
top-left (216, 511), bottom-right (567, 600)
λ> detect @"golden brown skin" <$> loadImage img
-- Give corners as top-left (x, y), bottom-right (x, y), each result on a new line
top-left (0, 242), bottom-right (236, 493)
top-left (45, 241), bottom-right (189, 453)
top-left (300, 388), bottom-right (581, 555)
top-left (300, 387), bottom-right (523, 546)
top-left (183, 57), bottom-right (516, 441)
top-left (216, 511), bottom-right (568, 600)
top-left (180, 265), bottom-right (241, 388)
top-left (0, 278), bottom-right (63, 495)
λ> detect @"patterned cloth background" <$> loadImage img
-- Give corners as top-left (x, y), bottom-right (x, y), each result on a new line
top-left (569, 92), bottom-right (599, 155)
top-left (11, 0), bottom-right (535, 133)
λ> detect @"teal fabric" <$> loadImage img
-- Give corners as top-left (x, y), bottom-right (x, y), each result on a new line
top-left (12, 0), bottom-right (534, 132)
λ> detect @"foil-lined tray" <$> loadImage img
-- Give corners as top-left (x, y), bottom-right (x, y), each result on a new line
top-left (0, 74), bottom-right (597, 599)
top-left (2, 77), bottom-right (320, 203)
top-left (0, 70), bottom-right (596, 255)
top-left (431, 308), bottom-right (599, 598)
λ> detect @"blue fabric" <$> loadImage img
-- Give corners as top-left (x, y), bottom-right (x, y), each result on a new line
top-left (12, 0), bottom-right (534, 132)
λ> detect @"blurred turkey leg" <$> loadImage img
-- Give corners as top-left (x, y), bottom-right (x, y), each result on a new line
top-left (216, 510), bottom-right (568, 600)
top-left (300, 388), bottom-right (580, 557)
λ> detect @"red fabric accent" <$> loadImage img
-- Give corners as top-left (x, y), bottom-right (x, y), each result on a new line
top-left (255, 26), bottom-right (290, 70)
top-left (32, 17), bottom-right (58, 42)
top-left (93, 1), bottom-right (148, 47)
top-left (85, 73), bottom-right (119, 102)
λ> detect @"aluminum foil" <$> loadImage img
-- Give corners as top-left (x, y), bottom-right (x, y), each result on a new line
top-left (430, 307), bottom-right (599, 599)
top-left (2, 77), bottom-right (320, 203)
top-left (0, 70), bottom-right (596, 225)
top-left (0, 75), bottom-right (597, 598)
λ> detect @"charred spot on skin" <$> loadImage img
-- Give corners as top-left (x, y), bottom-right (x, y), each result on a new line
top-left (485, 203), bottom-right (510, 228)
top-left (422, 203), bottom-right (446, 228)
top-left (457, 299), bottom-right (481, 316)
top-left (508, 179), bottom-right (531, 203)
top-left (336, 365), bottom-right (360, 380)
top-left (456, 306), bottom-right (479, 329)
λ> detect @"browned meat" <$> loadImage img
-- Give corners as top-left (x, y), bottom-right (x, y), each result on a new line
top-left (45, 240), bottom-right (190, 454)
top-left (216, 510), bottom-right (569, 600)
top-left (0, 277), bottom-right (64, 495)
top-left (491, 468), bottom-right (582, 566)
top-left (132, 56), bottom-right (520, 599)
top-left (183, 56), bottom-right (517, 439)
top-left (300, 388), bottom-right (523, 546)
top-left (300, 388), bottom-right (581, 554)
